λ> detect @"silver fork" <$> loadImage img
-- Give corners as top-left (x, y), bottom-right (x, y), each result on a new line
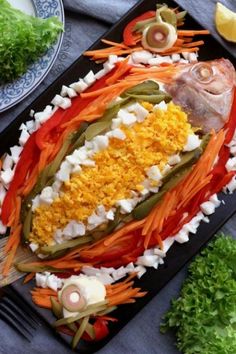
top-left (0, 286), bottom-right (41, 341)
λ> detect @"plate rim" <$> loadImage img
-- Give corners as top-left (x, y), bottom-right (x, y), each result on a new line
top-left (0, 0), bottom-right (65, 113)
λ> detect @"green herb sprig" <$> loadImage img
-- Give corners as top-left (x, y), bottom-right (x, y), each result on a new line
top-left (0, 0), bottom-right (63, 83)
top-left (161, 234), bottom-right (236, 354)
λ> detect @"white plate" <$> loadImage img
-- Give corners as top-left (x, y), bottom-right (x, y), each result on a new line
top-left (0, 0), bottom-right (64, 113)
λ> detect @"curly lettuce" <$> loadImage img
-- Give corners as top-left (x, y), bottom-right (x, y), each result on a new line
top-left (0, 0), bottom-right (63, 83)
top-left (161, 234), bottom-right (236, 354)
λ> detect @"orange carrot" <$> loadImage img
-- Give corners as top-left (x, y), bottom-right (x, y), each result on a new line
top-left (23, 272), bottom-right (35, 284)
top-left (21, 166), bottom-right (40, 196)
top-left (38, 144), bottom-right (53, 174)
top-left (106, 58), bottom-right (131, 85)
top-left (4, 223), bottom-right (22, 253)
top-left (103, 219), bottom-right (145, 247)
top-left (12, 196), bottom-right (22, 229)
top-left (101, 39), bottom-right (129, 49)
top-left (177, 29), bottom-right (210, 36)
top-left (31, 295), bottom-right (53, 309)
top-left (107, 287), bottom-right (147, 306)
top-left (183, 40), bottom-right (205, 48)
top-left (2, 225), bottom-right (22, 276)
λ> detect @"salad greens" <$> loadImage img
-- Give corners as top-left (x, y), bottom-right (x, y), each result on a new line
top-left (0, 0), bottom-right (63, 83)
top-left (161, 234), bottom-right (236, 354)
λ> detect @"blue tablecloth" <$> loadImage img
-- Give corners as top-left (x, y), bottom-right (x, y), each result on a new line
top-left (1, 1), bottom-right (236, 353)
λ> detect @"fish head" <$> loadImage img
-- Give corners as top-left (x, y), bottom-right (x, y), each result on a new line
top-left (165, 58), bottom-right (236, 133)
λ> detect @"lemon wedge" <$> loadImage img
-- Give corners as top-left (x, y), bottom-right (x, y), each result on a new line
top-left (215, 2), bottom-right (236, 42)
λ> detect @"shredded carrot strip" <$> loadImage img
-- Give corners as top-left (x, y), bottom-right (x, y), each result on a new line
top-left (23, 272), bottom-right (35, 284)
top-left (175, 38), bottom-right (185, 46)
top-left (107, 287), bottom-right (147, 306)
top-left (178, 175), bottom-right (212, 209)
top-left (38, 144), bottom-right (54, 174)
top-left (22, 166), bottom-right (40, 196)
top-left (106, 59), bottom-right (130, 85)
top-left (177, 29), bottom-right (210, 36)
top-left (12, 196), bottom-right (22, 229)
top-left (142, 207), bottom-right (157, 236)
top-left (183, 40), bottom-right (205, 48)
top-left (2, 225), bottom-right (22, 276)
top-left (101, 39), bottom-right (129, 49)
top-left (154, 231), bottom-right (164, 249)
top-left (103, 219), bottom-right (145, 247)
top-left (4, 223), bottom-right (22, 253)
top-left (163, 47), bottom-right (200, 55)
top-left (106, 281), bottom-right (135, 296)
top-left (31, 295), bottom-right (53, 309)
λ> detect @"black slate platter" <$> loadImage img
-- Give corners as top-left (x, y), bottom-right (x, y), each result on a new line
top-left (1, 0), bottom-right (235, 352)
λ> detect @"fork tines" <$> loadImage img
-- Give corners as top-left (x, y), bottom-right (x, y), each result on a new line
top-left (0, 287), bottom-right (41, 341)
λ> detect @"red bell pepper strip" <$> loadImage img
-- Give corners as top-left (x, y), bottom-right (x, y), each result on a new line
top-left (35, 108), bottom-right (65, 149)
top-left (123, 11), bottom-right (156, 46)
top-left (224, 89), bottom-right (236, 144)
top-left (81, 234), bottom-right (138, 264)
top-left (1, 132), bottom-right (39, 225)
top-left (35, 67), bottom-right (119, 150)
top-left (35, 63), bottom-right (133, 151)
top-left (82, 318), bottom-right (110, 342)
top-left (92, 318), bottom-right (110, 341)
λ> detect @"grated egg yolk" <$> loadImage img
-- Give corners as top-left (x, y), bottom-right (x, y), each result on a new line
top-left (30, 102), bottom-right (192, 246)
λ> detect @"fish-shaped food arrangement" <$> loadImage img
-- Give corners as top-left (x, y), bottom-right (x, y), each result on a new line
top-left (0, 6), bottom-right (236, 347)
top-left (165, 59), bottom-right (236, 133)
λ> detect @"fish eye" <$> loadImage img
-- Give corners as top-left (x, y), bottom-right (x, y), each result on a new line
top-left (190, 63), bottom-right (214, 83)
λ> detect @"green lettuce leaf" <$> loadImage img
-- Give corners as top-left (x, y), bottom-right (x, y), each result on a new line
top-left (0, 0), bottom-right (63, 83)
top-left (161, 234), bottom-right (236, 354)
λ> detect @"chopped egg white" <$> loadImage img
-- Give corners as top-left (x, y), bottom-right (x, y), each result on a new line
top-left (34, 105), bottom-right (55, 125)
top-left (69, 79), bottom-right (88, 93)
top-left (39, 186), bottom-right (59, 206)
top-left (60, 85), bottom-right (77, 98)
top-left (226, 157), bottom-right (236, 171)
top-left (108, 54), bottom-right (118, 65)
top-left (0, 169), bottom-right (14, 185)
top-left (95, 68), bottom-right (106, 80)
top-left (200, 201), bottom-right (217, 215)
top-left (103, 61), bottom-right (115, 73)
top-left (183, 134), bottom-right (201, 152)
top-left (10, 145), bottom-right (23, 163)
top-left (2, 154), bottom-right (14, 171)
top-left (36, 272), bottom-right (63, 291)
top-left (0, 184), bottom-right (7, 206)
top-left (62, 221), bottom-right (86, 239)
top-left (224, 175), bottom-right (236, 194)
top-left (146, 165), bottom-right (162, 182)
top-left (19, 129), bottom-right (30, 146)
top-left (83, 70), bottom-right (96, 86)
top-left (107, 128), bottom-right (126, 140)
top-left (0, 220), bottom-right (7, 235)
top-left (131, 50), bottom-right (153, 64)
top-left (168, 154), bottom-right (181, 165)
top-left (127, 102), bottom-right (149, 122)
top-left (171, 53), bottom-right (181, 62)
top-left (117, 109), bottom-right (137, 126)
